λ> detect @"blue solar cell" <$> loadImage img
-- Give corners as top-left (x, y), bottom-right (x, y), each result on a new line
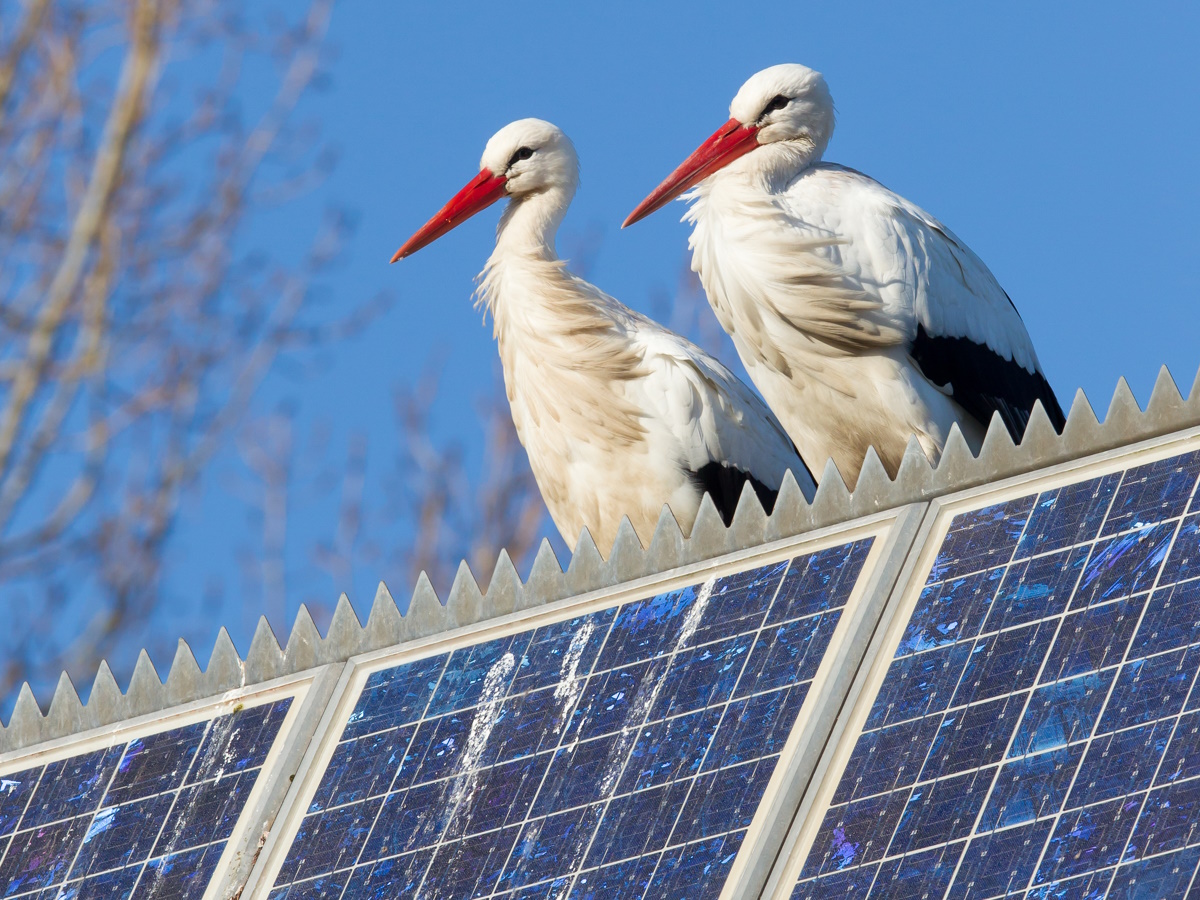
top-left (1016, 473), bottom-right (1120, 556)
top-left (769, 542), bottom-right (873, 625)
top-left (1161, 514), bottom-right (1200, 585)
top-left (1126, 777), bottom-right (1200, 858)
top-left (273, 542), bottom-right (875, 899)
top-left (950, 620), bottom-right (1055, 708)
top-left (343, 655), bottom-right (444, 741)
top-left (595, 588), bottom-right (698, 671)
top-left (105, 722), bottom-right (206, 806)
top-left (792, 862), bottom-right (879, 899)
top-left (979, 744), bottom-right (1084, 831)
top-left (0, 771), bottom-right (34, 838)
top-left (887, 764), bottom-right (995, 856)
top-left (619, 707), bottom-right (723, 791)
top-left (686, 560), bottom-right (790, 646)
top-left (643, 632), bottom-right (753, 721)
top-left (1026, 868), bottom-right (1113, 900)
top-left (1101, 452), bottom-right (1200, 536)
top-left (791, 450), bottom-right (1200, 898)
top-left (801, 790), bottom-right (913, 879)
top-left (1160, 711), bottom-right (1200, 783)
top-left (1038, 794), bottom-right (1143, 882)
top-left (871, 843), bottom-right (959, 899)
top-left (20, 746), bottom-right (122, 829)
top-left (897, 567), bottom-right (1004, 655)
top-left (919, 693), bottom-right (1027, 782)
top-left (480, 686), bottom-right (574, 765)
top-left (510, 612), bottom-right (613, 696)
top-left (423, 823), bottom-right (520, 897)
top-left (984, 546), bottom-right (1087, 633)
top-left (0, 698), bottom-right (289, 899)
top-left (834, 716), bottom-right (942, 806)
top-left (1073, 521), bottom-right (1175, 607)
top-left (142, 842), bottom-right (226, 897)
top-left (426, 633), bottom-right (531, 718)
top-left (1107, 844), bottom-right (1200, 899)
top-left (282, 797), bottom-right (385, 881)
top-left (585, 780), bottom-right (689, 868)
top-left (704, 684), bottom-right (808, 772)
top-left (648, 833), bottom-right (744, 897)
top-left (1134, 582), bottom-right (1200, 658)
top-left (53, 864), bottom-right (140, 899)
top-left (1099, 646), bottom-right (1200, 732)
top-left (673, 757), bottom-right (775, 844)
top-left (1066, 719), bottom-right (1173, 809)
top-left (929, 497), bottom-right (1034, 582)
top-left (956, 819), bottom-right (1052, 897)
top-left (737, 614), bottom-right (837, 694)
top-left (573, 854), bottom-right (658, 899)
top-left (72, 793), bottom-right (176, 874)
top-left (311, 727), bottom-right (411, 812)
top-left (1040, 597), bottom-right (1141, 684)
top-left (1010, 671), bottom-right (1114, 758)
top-left (865, 642), bottom-right (973, 730)
top-left (159, 771), bottom-right (257, 852)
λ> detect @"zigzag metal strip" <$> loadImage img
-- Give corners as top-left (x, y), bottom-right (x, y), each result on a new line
top-left (4, 367), bottom-right (1199, 754)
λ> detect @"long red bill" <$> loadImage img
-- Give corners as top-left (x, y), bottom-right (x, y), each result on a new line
top-left (623, 118), bottom-right (759, 227)
top-left (391, 169), bottom-right (508, 262)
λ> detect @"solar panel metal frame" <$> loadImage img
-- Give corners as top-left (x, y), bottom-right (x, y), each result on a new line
top-left (240, 505), bottom-right (926, 900)
top-left (760, 424), bottom-right (1200, 899)
top-left (0, 664), bottom-right (341, 900)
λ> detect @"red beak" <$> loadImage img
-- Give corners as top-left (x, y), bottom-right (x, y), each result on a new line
top-left (623, 118), bottom-right (759, 227)
top-left (391, 169), bottom-right (509, 262)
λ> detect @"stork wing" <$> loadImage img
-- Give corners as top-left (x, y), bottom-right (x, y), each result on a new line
top-left (772, 165), bottom-right (1065, 436)
top-left (632, 325), bottom-right (815, 524)
top-left (887, 202), bottom-right (1066, 435)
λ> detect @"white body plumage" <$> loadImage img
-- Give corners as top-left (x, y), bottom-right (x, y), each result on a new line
top-left (628, 65), bottom-right (1063, 484)
top-left (396, 119), bottom-right (811, 552)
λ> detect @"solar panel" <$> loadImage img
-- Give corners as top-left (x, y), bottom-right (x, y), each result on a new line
top-left (267, 540), bottom-right (875, 899)
top-left (788, 450), bottom-right (1200, 899)
top-left (0, 697), bottom-right (291, 898)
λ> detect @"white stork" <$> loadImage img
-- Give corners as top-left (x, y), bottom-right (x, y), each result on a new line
top-left (393, 119), bottom-right (812, 552)
top-left (624, 64), bottom-right (1064, 483)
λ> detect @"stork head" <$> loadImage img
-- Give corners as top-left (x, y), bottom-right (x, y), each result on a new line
top-left (392, 118), bottom-right (579, 262)
top-left (624, 64), bottom-right (834, 227)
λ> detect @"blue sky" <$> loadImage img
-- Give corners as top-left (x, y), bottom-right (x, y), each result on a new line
top-left (158, 0), bottom-right (1198, 664)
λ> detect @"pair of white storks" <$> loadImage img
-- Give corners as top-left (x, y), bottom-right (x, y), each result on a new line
top-left (393, 65), bottom-right (1063, 552)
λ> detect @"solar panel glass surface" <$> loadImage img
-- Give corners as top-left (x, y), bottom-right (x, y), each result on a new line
top-left (792, 451), bottom-right (1200, 899)
top-left (0, 698), bottom-right (291, 898)
top-left (270, 540), bottom-right (875, 899)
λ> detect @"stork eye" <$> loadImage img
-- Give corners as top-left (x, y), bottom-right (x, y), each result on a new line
top-left (507, 146), bottom-right (535, 168)
top-left (762, 95), bottom-right (790, 116)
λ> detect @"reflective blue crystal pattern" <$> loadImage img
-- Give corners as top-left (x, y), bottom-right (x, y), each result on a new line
top-left (0, 698), bottom-right (290, 898)
top-left (270, 540), bottom-right (874, 899)
top-left (794, 451), bottom-right (1200, 899)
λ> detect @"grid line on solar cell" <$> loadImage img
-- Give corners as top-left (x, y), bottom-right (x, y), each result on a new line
top-left (272, 542), bottom-right (874, 899)
top-left (0, 698), bottom-right (290, 899)
top-left (792, 451), bottom-right (1200, 900)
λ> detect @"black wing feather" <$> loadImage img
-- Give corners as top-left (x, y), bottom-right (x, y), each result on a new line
top-left (688, 462), bottom-right (782, 527)
top-left (910, 324), bottom-right (1066, 440)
